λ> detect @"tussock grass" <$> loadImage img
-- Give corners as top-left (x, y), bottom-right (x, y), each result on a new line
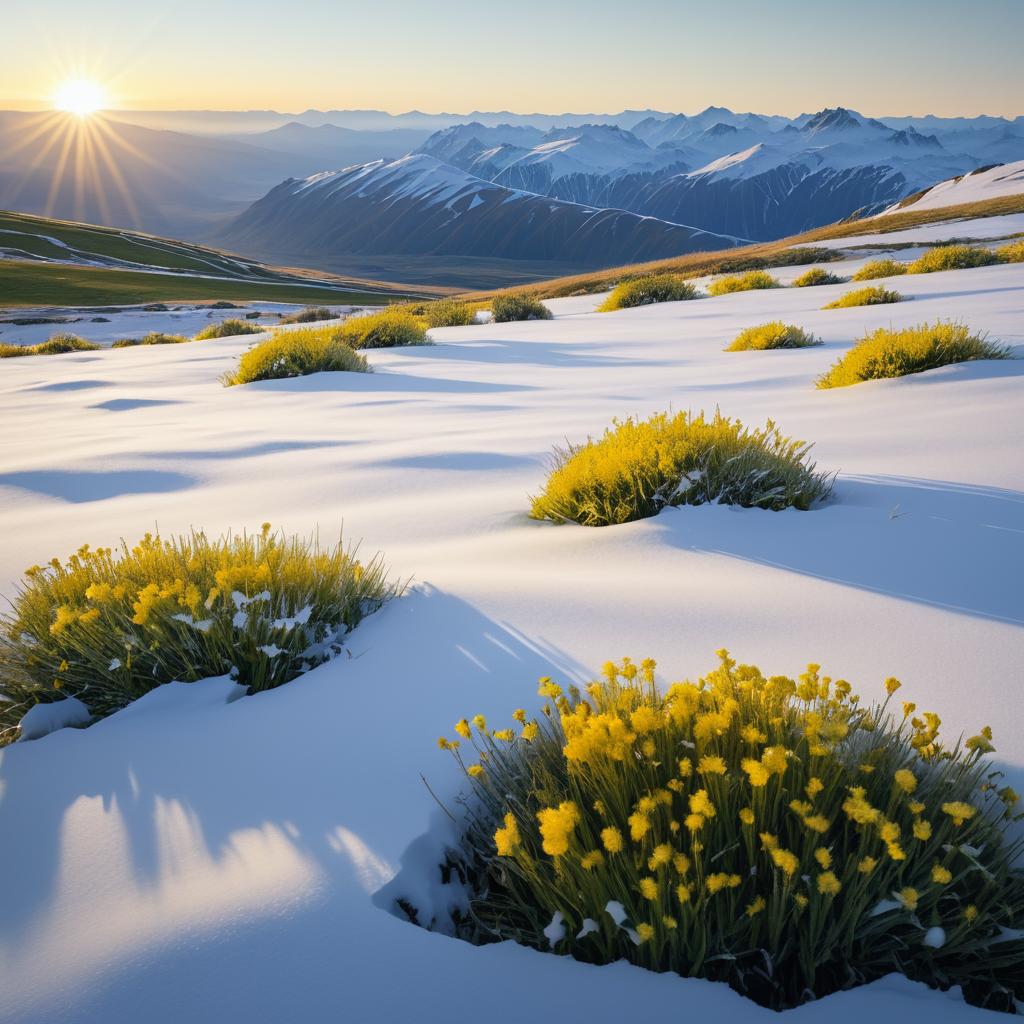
top-left (0, 525), bottom-right (399, 740)
top-left (111, 332), bottom-right (188, 348)
top-left (424, 298), bottom-right (475, 328)
top-left (529, 411), bottom-right (832, 527)
top-left (436, 653), bottom-right (1024, 1012)
top-left (791, 267), bottom-right (845, 287)
top-left (0, 333), bottom-right (100, 358)
top-left (706, 271), bottom-right (780, 296)
top-left (223, 325), bottom-right (369, 385)
top-left (823, 286), bottom-right (903, 309)
top-left (726, 322), bottom-right (821, 352)
top-left (908, 244), bottom-right (999, 274)
top-left (336, 308), bottom-right (430, 348)
top-left (817, 321), bottom-right (1011, 389)
top-left (193, 318), bottom-right (264, 340)
top-left (598, 274), bottom-right (700, 311)
top-left (996, 239), bottom-right (1024, 263)
top-left (491, 293), bottom-right (553, 322)
top-left (279, 305), bottom-right (337, 325)
top-left (851, 258), bottom-right (908, 281)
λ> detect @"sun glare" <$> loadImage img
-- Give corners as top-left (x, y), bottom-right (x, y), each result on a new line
top-left (54, 79), bottom-right (106, 116)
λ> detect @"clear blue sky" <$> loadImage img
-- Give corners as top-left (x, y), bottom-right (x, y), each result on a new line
top-left (5, 0), bottom-right (1022, 117)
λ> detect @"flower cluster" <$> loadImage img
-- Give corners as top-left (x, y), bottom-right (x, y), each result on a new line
top-left (1, 525), bottom-right (397, 740)
top-left (437, 652), bottom-right (1024, 1011)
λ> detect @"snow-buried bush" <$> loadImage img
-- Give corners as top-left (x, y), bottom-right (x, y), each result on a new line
top-left (0, 524), bottom-right (398, 741)
top-left (792, 267), bottom-right (845, 287)
top-left (706, 270), bottom-right (780, 296)
top-left (909, 245), bottom-right (1000, 274)
top-left (997, 240), bottom-right (1024, 263)
top-left (111, 332), bottom-right (188, 348)
top-left (490, 293), bottom-right (553, 322)
top-left (817, 322), bottom-right (1011, 389)
top-left (279, 305), bottom-right (337, 325)
top-left (598, 274), bottom-right (700, 311)
top-left (0, 333), bottom-right (100, 358)
top-left (193, 318), bottom-right (264, 340)
top-left (852, 258), bottom-right (908, 281)
top-left (529, 411), bottom-right (833, 527)
top-left (424, 298), bottom-right (475, 328)
top-left (224, 325), bottom-right (369, 385)
top-left (824, 285), bottom-right (903, 309)
top-left (726, 322), bottom-right (821, 351)
top-left (433, 653), bottom-right (1024, 1012)
top-left (337, 308), bottom-right (430, 348)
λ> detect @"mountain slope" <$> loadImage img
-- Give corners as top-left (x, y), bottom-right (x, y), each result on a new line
top-left (218, 154), bottom-right (744, 271)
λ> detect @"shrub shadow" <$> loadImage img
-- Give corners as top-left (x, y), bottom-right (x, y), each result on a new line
top-left (0, 469), bottom-right (196, 503)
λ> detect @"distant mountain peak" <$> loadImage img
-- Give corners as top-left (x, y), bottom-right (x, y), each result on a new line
top-left (802, 107), bottom-right (863, 133)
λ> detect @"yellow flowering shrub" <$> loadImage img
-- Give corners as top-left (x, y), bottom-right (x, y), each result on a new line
top-left (529, 410), bottom-right (834, 526)
top-left (436, 653), bottom-right (1024, 1011)
top-left (0, 334), bottom-right (101, 359)
top-left (490, 293), bottom-right (553, 323)
top-left (851, 258), bottom-right (909, 281)
top-left (823, 285), bottom-right (903, 309)
top-left (336, 309), bottom-right (430, 348)
top-left (908, 244), bottom-right (1000, 274)
top-left (725, 322), bottom-right (821, 351)
top-left (423, 298), bottom-right (475, 328)
top-left (598, 274), bottom-right (700, 311)
top-left (0, 525), bottom-right (398, 741)
top-left (706, 270), bottom-right (780, 296)
top-left (224, 325), bottom-right (370, 385)
top-left (996, 239), bottom-right (1024, 264)
top-left (817, 321), bottom-right (1011, 389)
top-left (193, 318), bottom-right (264, 340)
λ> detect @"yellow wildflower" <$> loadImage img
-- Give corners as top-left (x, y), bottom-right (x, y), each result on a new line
top-left (678, 757), bottom-right (693, 777)
top-left (601, 826), bottom-right (624, 854)
top-left (913, 819), bottom-right (932, 841)
top-left (672, 853), bottom-right (690, 876)
top-left (493, 729), bottom-right (515, 742)
top-left (908, 801), bottom-right (925, 815)
top-left (857, 856), bottom-right (877, 874)
top-left (793, 893), bottom-right (808, 910)
top-left (454, 719), bottom-right (471, 739)
top-left (745, 896), bottom-right (766, 917)
top-left (628, 813), bottom-right (651, 842)
top-left (662, 916), bottom-right (678, 930)
top-left (512, 708), bottom-right (526, 724)
top-left (676, 882), bottom-right (692, 904)
top-left (814, 848), bottom-right (832, 869)
top-left (887, 842), bottom-right (906, 861)
top-left (739, 807), bottom-right (755, 826)
top-left (636, 923), bottom-right (654, 943)
top-left (697, 755), bottom-right (727, 775)
top-left (494, 813), bottom-right (520, 856)
top-left (932, 865), bottom-right (952, 884)
top-left (885, 677), bottom-right (901, 696)
top-left (898, 887), bottom-right (919, 912)
top-left (742, 758), bottom-right (771, 787)
top-left (803, 814), bottom-right (830, 833)
top-left (964, 905), bottom-right (978, 923)
top-left (817, 871), bottom-right (841, 896)
top-left (684, 813), bottom-right (705, 832)
top-left (707, 872), bottom-right (741, 894)
top-left (639, 877), bottom-right (659, 900)
top-left (741, 725), bottom-right (767, 744)
top-left (894, 769), bottom-right (917, 794)
top-left (536, 801), bottom-right (579, 857)
top-left (630, 705), bottom-right (663, 734)
top-left (689, 789), bottom-right (716, 819)
top-left (649, 843), bottom-right (673, 869)
top-left (521, 722), bottom-right (539, 742)
top-left (472, 714), bottom-right (487, 731)
top-left (770, 848), bottom-right (799, 877)
top-left (941, 801), bottom-right (977, 826)
top-left (806, 777), bottom-right (824, 798)
top-left (467, 764), bottom-right (485, 778)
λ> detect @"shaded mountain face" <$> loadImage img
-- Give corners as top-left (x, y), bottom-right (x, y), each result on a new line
top-left (216, 154), bottom-right (743, 269)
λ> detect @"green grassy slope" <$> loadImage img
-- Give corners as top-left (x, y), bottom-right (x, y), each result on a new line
top-left (0, 260), bottom-right (410, 308)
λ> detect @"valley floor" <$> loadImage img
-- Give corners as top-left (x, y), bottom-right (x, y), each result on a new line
top-left (0, 251), bottom-right (1021, 1022)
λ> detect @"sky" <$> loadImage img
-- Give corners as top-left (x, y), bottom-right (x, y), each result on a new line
top-left (3, 0), bottom-right (1023, 118)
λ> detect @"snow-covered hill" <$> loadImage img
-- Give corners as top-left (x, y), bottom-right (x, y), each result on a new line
top-left (0, 236), bottom-right (1021, 1024)
top-left (883, 159), bottom-right (1024, 213)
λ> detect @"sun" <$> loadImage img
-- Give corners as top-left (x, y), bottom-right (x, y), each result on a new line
top-left (54, 79), bottom-right (106, 117)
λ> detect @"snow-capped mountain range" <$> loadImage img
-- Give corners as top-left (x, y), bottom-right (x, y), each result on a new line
top-left (215, 106), bottom-right (1023, 281)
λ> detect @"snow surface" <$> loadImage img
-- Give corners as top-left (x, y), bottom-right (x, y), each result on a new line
top-left (0, 253), bottom-right (1022, 1023)
top-left (882, 160), bottom-right (1024, 213)
top-left (807, 213), bottom-right (1024, 251)
top-left (0, 302), bottom-right (366, 349)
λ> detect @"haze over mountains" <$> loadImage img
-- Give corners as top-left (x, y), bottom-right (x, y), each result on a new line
top-left (3, 104), bottom-right (1022, 285)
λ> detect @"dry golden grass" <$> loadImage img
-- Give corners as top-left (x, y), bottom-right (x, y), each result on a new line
top-left (457, 193), bottom-right (1024, 302)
